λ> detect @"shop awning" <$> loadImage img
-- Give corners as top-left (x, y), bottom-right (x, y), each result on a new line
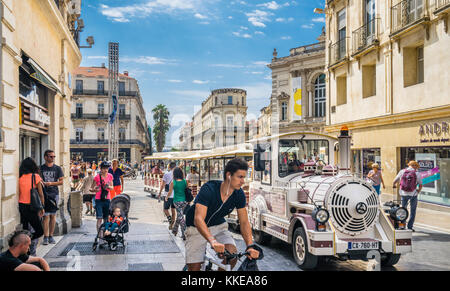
top-left (27, 59), bottom-right (62, 94)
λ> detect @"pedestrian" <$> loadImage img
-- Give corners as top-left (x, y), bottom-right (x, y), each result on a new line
top-left (158, 162), bottom-right (176, 229)
top-left (367, 163), bottom-right (385, 195)
top-left (90, 162), bottom-right (114, 234)
top-left (169, 167), bottom-right (188, 240)
top-left (0, 230), bottom-right (50, 271)
top-left (186, 166), bottom-right (199, 187)
top-left (71, 161), bottom-right (81, 190)
top-left (40, 150), bottom-right (64, 246)
top-left (108, 159), bottom-right (124, 199)
top-left (80, 162), bottom-right (86, 179)
top-left (18, 158), bottom-right (45, 256)
top-left (81, 169), bottom-right (96, 215)
top-left (393, 160), bottom-right (423, 232)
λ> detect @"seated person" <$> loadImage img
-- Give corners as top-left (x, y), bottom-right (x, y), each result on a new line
top-left (0, 230), bottom-right (50, 271)
top-left (104, 208), bottom-right (124, 236)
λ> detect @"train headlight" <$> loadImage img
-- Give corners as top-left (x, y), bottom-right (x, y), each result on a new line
top-left (313, 208), bottom-right (330, 224)
top-left (390, 206), bottom-right (409, 222)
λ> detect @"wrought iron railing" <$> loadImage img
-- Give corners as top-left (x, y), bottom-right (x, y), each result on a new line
top-left (289, 42), bottom-right (325, 57)
top-left (329, 38), bottom-right (348, 65)
top-left (435, 0), bottom-right (450, 11)
top-left (352, 18), bottom-right (379, 54)
top-left (73, 89), bottom-right (138, 97)
top-left (71, 113), bottom-right (131, 120)
top-left (391, 0), bottom-right (427, 34)
top-left (70, 139), bottom-right (146, 147)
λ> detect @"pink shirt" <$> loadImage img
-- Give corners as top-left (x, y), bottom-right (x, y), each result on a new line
top-left (94, 173), bottom-right (113, 200)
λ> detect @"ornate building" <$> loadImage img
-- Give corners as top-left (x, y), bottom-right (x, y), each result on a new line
top-left (267, 31), bottom-right (326, 135)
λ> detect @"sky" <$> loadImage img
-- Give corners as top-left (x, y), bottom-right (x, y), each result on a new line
top-left (79, 0), bottom-right (325, 147)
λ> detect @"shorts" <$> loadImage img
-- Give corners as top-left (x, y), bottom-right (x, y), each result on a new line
top-left (110, 185), bottom-right (122, 199)
top-left (163, 197), bottom-right (175, 210)
top-left (83, 194), bottom-right (95, 203)
top-left (44, 195), bottom-right (59, 216)
top-left (95, 199), bottom-right (111, 220)
top-left (185, 222), bottom-right (236, 264)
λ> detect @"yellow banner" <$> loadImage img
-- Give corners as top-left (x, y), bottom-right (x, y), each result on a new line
top-left (294, 89), bottom-right (302, 117)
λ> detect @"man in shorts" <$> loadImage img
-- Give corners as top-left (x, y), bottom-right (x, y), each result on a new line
top-left (40, 149), bottom-right (64, 245)
top-left (0, 230), bottom-right (50, 271)
top-left (158, 162), bottom-right (176, 229)
top-left (184, 158), bottom-right (259, 271)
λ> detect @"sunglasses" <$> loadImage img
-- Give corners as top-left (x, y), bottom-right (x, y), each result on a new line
top-left (47, 156), bottom-right (56, 158)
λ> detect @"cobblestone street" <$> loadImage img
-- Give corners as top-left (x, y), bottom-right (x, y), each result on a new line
top-left (40, 179), bottom-right (450, 271)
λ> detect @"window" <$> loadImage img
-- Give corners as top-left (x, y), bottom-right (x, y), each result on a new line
top-left (75, 80), bottom-right (83, 94)
top-left (255, 144), bottom-right (271, 185)
top-left (314, 74), bottom-right (326, 117)
top-left (76, 103), bottom-right (83, 117)
top-left (97, 81), bottom-right (105, 94)
top-left (362, 65), bottom-right (376, 98)
top-left (281, 102), bottom-right (288, 121)
top-left (408, 0), bottom-right (424, 23)
top-left (365, 0), bottom-right (376, 40)
top-left (75, 128), bottom-right (83, 142)
top-left (215, 97), bottom-right (218, 105)
top-left (97, 128), bottom-right (105, 141)
top-left (242, 97), bottom-right (245, 106)
top-left (226, 116), bottom-right (234, 129)
top-left (119, 82), bottom-right (125, 95)
top-left (337, 8), bottom-right (346, 58)
top-left (119, 104), bottom-right (126, 116)
top-left (403, 45), bottom-right (424, 87)
top-left (214, 116), bottom-right (219, 128)
top-left (278, 139), bottom-right (330, 178)
top-left (98, 103), bottom-right (104, 115)
top-left (417, 46), bottom-right (424, 84)
top-left (119, 128), bottom-right (126, 141)
top-left (228, 96), bottom-right (233, 105)
top-left (337, 75), bottom-right (347, 105)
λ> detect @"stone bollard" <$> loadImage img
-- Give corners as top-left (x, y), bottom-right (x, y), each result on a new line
top-left (70, 190), bottom-right (83, 228)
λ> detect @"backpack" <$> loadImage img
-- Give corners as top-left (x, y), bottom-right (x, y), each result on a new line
top-left (400, 169), bottom-right (417, 192)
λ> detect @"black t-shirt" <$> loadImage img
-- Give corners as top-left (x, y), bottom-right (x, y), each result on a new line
top-left (40, 164), bottom-right (64, 198)
top-left (0, 250), bottom-right (29, 271)
top-left (185, 180), bottom-right (246, 227)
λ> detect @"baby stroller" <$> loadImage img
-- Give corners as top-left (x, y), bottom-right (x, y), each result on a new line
top-left (92, 194), bottom-right (131, 251)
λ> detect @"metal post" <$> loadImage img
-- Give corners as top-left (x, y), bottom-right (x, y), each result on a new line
top-left (108, 42), bottom-right (119, 160)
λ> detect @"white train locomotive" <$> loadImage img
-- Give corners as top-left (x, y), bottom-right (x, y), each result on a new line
top-left (247, 128), bottom-right (412, 269)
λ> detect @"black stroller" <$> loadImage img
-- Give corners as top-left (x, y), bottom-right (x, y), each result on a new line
top-left (92, 194), bottom-right (131, 252)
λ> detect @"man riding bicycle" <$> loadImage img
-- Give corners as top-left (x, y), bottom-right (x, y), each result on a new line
top-left (184, 158), bottom-right (260, 271)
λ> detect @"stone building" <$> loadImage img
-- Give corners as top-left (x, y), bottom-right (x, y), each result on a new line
top-left (70, 66), bottom-right (150, 163)
top-left (324, 0), bottom-right (450, 208)
top-left (180, 88), bottom-right (248, 150)
top-left (0, 0), bottom-right (83, 249)
top-left (267, 31), bottom-right (326, 135)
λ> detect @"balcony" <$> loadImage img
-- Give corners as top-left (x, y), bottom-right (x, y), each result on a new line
top-left (352, 18), bottom-right (380, 56)
top-left (70, 139), bottom-right (146, 147)
top-left (391, 0), bottom-right (429, 36)
top-left (329, 38), bottom-right (348, 67)
top-left (73, 89), bottom-right (138, 97)
top-left (289, 42), bottom-right (325, 57)
top-left (434, 0), bottom-right (450, 14)
top-left (71, 113), bottom-right (131, 120)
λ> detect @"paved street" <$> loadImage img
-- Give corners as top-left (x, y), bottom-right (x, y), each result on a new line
top-left (40, 179), bottom-right (450, 271)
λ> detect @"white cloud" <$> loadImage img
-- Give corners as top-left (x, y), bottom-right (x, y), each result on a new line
top-left (257, 1), bottom-right (289, 10)
top-left (312, 17), bottom-right (325, 23)
top-left (255, 31), bottom-right (265, 35)
top-left (122, 56), bottom-right (176, 65)
top-left (251, 61), bottom-right (269, 67)
top-left (276, 17), bottom-right (294, 22)
top-left (199, 21), bottom-right (210, 25)
top-left (232, 31), bottom-right (252, 38)
top-left (210, 64), bottom-right (245, 68)
top-left (246, 10), bottom-right (273, 28)
top-left (87, 56), bottom-right (107, 60)
top-left (170, 90), bottom-right (210, 98)
top-left (192, 80), bottom-right (210, 84)
top-left (240, 26), bottom-right (249, 30)
top-left (194, 13), bottom-right (208, 19)
top-left (168, 79), bottom-right (183, 83)
top-left (301, 24), bottom-right (314, 29)
top-left (281, 36), bottom-right (292, 40)
top-left (228, 16), bottom-right (233, 19)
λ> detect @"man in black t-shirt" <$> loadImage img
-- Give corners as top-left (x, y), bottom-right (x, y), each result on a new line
top-left (0, 230), bottom-right (49, 271)
top-left (40, 150), bottom-right (64, 245)
top-left (184, 159), bottom-right (259, 271)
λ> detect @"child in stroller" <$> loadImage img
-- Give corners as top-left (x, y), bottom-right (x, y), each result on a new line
top-left (104, 208), bottom-right (124, 236)
top-left (92, 194), bottom-right (131, 252)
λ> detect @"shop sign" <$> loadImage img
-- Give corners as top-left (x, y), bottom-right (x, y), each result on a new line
top-left (419, 122), bottom-right (449, 143)
top-left (416, 153), bottom-right (439, 194)
top-left (29, 106), bottom-right (50, 125)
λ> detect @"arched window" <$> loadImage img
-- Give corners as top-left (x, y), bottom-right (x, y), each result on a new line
top-left (314, 74), bottom-right (326, 117)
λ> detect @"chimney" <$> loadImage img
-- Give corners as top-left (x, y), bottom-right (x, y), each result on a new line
top-left (124, 71), bottom-right (129, 76)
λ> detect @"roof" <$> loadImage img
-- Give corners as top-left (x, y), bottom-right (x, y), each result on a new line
top-left (73, 67), bottom-right (134, 79)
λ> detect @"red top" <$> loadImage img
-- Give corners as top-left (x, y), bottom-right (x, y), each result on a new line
top-left (108, 215), bottom-right (124, 226)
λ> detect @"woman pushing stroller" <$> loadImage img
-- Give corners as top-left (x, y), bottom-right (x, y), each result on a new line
top-left (104, 208), bottom-right (124, 237)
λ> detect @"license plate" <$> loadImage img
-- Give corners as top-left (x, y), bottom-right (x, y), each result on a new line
top-left (348, 241), bottom-right (379, 250)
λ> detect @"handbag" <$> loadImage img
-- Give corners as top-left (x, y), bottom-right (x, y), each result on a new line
top-left (99, 175), bottom-right (109, 201)
top-left (30, 174), bottom-right (43, 211)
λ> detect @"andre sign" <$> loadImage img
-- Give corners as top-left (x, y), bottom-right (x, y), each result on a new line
top-left (419, 122), bottom-right (449, 143)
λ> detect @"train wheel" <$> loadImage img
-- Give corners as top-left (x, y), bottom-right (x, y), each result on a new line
top-left (252, 229), bottom-right (271, 245)
top-left (292, 227), bottom-right (318, 270)
top-left (381, 253), bottom-right (401, 267)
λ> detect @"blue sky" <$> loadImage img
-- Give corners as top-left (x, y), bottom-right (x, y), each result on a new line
top-left (80, 0), bottom-right (325, 147)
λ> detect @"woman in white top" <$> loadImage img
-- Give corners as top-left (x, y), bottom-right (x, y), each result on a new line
top-left (186, 167), bottom-right (199, 187)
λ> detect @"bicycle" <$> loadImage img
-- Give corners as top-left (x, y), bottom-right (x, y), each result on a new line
top-left (182, 244), bottom-right (251, 271)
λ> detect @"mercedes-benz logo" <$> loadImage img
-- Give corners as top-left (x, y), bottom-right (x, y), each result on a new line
top-left (356, 202), bottom-right (368, 214)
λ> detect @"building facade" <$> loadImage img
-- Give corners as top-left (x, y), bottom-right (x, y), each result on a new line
top-left (70, 66), bottom-right (150, 163)
top-left (324, 0), bottom-right (450, 207)
top-left (0, 0), bottom-right (83, 249)
top-left (267, 31), bottom-right (327, 135)
top-left (178, 88), bottom-right (248, 150)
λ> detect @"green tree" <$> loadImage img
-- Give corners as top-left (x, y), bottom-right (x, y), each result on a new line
top-left (152, 104), bottom-right (170, 152)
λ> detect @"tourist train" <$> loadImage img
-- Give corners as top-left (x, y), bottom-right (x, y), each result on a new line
top-left (143, 128), bottom-right (412, 269)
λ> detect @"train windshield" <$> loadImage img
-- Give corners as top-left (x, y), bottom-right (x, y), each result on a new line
top-left (278, 139), bottom-right (329, 178)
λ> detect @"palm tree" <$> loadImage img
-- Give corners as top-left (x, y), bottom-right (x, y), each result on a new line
top-left (152, 104), bottom-right (170, 152)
